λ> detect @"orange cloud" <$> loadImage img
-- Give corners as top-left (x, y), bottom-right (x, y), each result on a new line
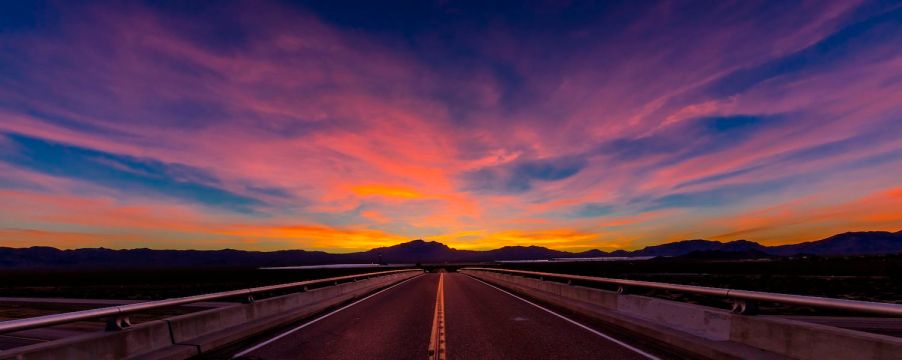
top-left (707, 186), bottom-right (902, 245)
top-left (433, 228), bottom-right (606, 252)
top-left (219, 224), bottom-right (407, 252)
top-left (351, 184), bottom-right (424, 199)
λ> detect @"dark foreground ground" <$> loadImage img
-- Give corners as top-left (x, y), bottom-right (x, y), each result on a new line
top-left (0, 254), bottom-right (898, 316)
top-left (0, 267), bottom-right (409, 326)
top-left (0, 267), bottom-right (402, 299)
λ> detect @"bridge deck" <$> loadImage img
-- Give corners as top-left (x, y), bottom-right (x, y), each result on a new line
top-left (236, 273), bottom-right (657, 359)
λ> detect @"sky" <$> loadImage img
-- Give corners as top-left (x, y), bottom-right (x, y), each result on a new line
top-left (0, 0), bottom-right (900, 252)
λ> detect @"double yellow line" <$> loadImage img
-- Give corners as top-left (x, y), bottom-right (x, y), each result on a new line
top-left (427, 273), bottom-right (446, 360)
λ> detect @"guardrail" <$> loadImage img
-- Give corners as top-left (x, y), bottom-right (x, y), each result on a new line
top-left (461, 267), bottom-right (902, 316)
top-left (0, 268), bottom-right (422, 335)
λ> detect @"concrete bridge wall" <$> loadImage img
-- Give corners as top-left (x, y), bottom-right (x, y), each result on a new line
top-left (460, 269), bottom-right (902, 360)
top-left (0, 271), bottom-right (421, 360)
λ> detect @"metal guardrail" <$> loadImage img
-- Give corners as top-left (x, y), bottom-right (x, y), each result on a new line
top-left (461, 267), bottom-right (902, 316)
top-left (0, 268), bottom-right (423, 334)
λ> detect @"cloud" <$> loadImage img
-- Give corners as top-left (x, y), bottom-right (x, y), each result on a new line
top-left (352, 184), bottom-right (424, 199)
top-left (0, 1), bottom-right (899, 251)
top-left (432, 228), bottom-right (606, 252)
top-left (706, 186), bottom-right (902, 245)
top-left (702, 5), bottom-right (902, 98)
top-left (596, 114), bottom-right (782, 163)
top-left (0, 132), bottom-right (265, 212)
top-left (568, 203), bottom-right (615, 218)
top-left (644, 179), bottom-right (794, 211)
top-left (461, 155), bottom-right (587, 193)
top-left (220, 223), bottom-right (407, 252)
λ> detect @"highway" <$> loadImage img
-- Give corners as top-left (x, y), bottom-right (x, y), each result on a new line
top-left (234, 273), bottom-right (658, 360)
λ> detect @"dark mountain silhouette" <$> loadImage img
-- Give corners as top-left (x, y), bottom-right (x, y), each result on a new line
top-left (632, 239), bottom-right (768, 257)
top-left (485, 245), bottom-right (574, 261)
top-left (572, 249), bottom-right (609, 258)
top-left (769, 231), bottom-right (902, 256)
top-left (674, 249), bottom-right (775, 260)
top-left (608, 250), bottom-right (631, 257)
top-left (363, 240), bottom-right (462, 263)
top-left (1, 230), bottom-right (900, 268)
top-left (360, 241), bottom-right (577, 263)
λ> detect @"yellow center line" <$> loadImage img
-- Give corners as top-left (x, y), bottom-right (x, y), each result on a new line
top-left (428, 272), bottom-right (446, 360)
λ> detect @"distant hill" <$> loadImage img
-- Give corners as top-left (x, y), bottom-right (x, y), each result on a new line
top-left (630, 231), bottom-right (901, 258)
top-left (769, 231), bottom-right (902, 256)
top-left (631, 239), bottom-right (768, 257)
top-left (1, 230), bottom-right (900, 268)
top-left (674, 249), bottom-right (775, 260)
top-left (362, 240), bottom-right (465, 263)
top-left (361, 241), bottom-right (577, 263)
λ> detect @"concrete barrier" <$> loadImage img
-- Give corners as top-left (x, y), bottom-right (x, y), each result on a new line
top-left (461, 269), bottom-right (902, 360)
top-left (0, 271), bottom-right (420, 360)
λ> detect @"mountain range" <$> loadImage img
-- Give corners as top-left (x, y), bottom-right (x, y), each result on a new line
top-left (0, 230), bottom-right (900, 268)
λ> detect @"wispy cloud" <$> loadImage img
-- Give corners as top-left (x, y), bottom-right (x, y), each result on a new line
top-left (0, 1), bottom-right (899, 251)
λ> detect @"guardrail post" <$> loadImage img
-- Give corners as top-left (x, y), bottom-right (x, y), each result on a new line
top-left (242, 295), bottom-right (255, 304)
top-left (105, 316), bottom-right (132, 331)
top-left (731, 300), bottom-right (758, 315)
top-left (617, 286), bottom-right (629, 295)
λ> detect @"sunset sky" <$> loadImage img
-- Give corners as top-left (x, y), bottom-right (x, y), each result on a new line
top-left (1, 1), bottom-right (900, 252)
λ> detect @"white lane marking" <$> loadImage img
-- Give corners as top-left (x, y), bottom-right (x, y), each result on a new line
top-left (233, 274), bottom-right (424, 358)
top-left (464, 275), bottom-right (661, 360)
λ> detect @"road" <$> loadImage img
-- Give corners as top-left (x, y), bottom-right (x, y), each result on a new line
top-left (235, 273), bottom-right (657, 360)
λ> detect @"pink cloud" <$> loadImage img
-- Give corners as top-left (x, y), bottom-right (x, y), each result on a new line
top-left (0, 1), bottom-right (899, 251)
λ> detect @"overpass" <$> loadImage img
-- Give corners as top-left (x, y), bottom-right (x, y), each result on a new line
top-left (0, 268), bottom-right (899, 359)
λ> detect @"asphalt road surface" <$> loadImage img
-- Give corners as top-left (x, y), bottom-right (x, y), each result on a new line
top-left (236, 274), bottom-right (438, 360)
top-left (236, 273), bottom-right (657, 360)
